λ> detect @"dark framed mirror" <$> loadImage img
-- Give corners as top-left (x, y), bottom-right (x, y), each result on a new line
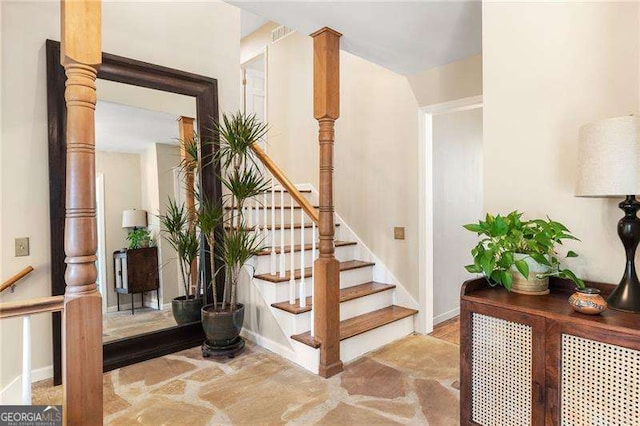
top-left (46, 40), bottom-right (222, 385)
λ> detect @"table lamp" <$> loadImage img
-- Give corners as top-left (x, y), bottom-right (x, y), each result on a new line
top-left (122, 209), bottom-right (147, 230)
top-left (576, 115), bottom-right (640, 312)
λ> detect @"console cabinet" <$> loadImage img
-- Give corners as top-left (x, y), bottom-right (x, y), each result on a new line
top-left (113, 247), bottom-right (160, 314)
top-left (460, 278), bottom-right (640, 425)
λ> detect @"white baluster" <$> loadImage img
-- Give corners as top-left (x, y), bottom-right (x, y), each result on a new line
top-left (299, 210), bottom-right (306, 308)
top-left (289, 202), bottom-right (295, 304)
top-left (311, 221), bottom-right (316, 336)
top-left (253, 197), bottom-right (258, 229)
top-left (270, 181), bottom-right (276, 275)
top-left (22, 315), bottom-right (31, 405)
top-left (279, 189), bottom-right (285, 278)
top-left (263, 183), bottom-right (268, 257)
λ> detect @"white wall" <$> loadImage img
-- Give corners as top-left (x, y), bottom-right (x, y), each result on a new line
top-left (483, 1), bottom-right (640, 285)
top-left (96, 151), bottom-right (143, 308)
top-left (408, 55), bottom-right (482, 107)
top-left (243, 28), bottom-right (421, 299)
top-left (154, 143), bottom-right (181, 305)
top-left (432, 108), bottom-right (483, 323)
top-left (0, 0), bottom-right (240, 391)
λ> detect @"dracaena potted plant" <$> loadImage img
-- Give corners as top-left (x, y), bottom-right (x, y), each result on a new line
top-left (159, 136), bottom-right (203, 325)
top-left (160, 199), bottom-right (202, 324)
top-left (463, 211), bottom-right (585, 295)
top-left (200, 112), bottom-right (268, 355)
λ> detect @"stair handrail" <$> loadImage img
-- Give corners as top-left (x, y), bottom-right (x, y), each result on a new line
top-left (0, 295), bottom-right (65, 319)
top-left (0, 295), bottom-right (64, 405)
top-left (0, 266), bottom-right (34, 294)
top-left (251, 143), bottom-right (319, 224)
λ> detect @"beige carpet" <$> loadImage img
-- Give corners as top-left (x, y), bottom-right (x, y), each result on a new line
top-left (33, 334), bottom-right (459, 425)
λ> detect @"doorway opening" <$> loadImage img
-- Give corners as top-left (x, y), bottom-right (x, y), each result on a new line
top-left (242, 51), bottom-right (266, 122)
top-left (418, 96), bottom-right (483, 334)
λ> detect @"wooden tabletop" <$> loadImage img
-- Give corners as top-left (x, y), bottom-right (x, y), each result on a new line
top-left (461, 277), bottom-right (640, 338)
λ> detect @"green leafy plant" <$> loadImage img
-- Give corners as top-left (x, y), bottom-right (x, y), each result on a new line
top-left (159, 199), bottom-right (200, 298)
top-left (126, 228), bottom-right (151, 249)
top-left (213, 112), bottom-right (268, 171)
top-left (218, 227), bottom-right (264, 311)
top-left (463, 211), bottom-right (585, 290)
top-left (160, 112), bottom-right (268, 311)
top-left (212, 112), bottom-right (268, 312)
top-left (195, 194), bottom-right (224, 308)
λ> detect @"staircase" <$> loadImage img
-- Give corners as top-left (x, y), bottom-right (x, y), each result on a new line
top-left (240, 28), bottom-right (418, 376)
top-left (240, 186), bottom-right (419, 374)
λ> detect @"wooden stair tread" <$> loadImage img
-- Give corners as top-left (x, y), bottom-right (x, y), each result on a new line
top-left (225, 223), bottom-right (339, 231)
top-left (291, 306), bottom-right (418, 348)
top-left (271, 282), bottom-right (396, 314)
top-left (256, 240), bottom-right (355, 256)
top-left (254, 260), bottom-right (375, 283)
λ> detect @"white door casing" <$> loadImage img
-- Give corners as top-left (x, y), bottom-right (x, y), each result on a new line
top-left (417, 95), bottom-right (483, 334)
top-left (96, 173), bottom-right (108, 313)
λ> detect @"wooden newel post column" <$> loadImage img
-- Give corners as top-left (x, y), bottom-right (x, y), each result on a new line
top-left (311, 27), bottom-right (343, 378)
top-left (61, 1), bottom-right (103, 423)
top-left (178, 116), bottom-right (198, 294)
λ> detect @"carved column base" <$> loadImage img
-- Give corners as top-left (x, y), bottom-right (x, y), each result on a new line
top-left (314, 257), bottom-right (343, 377)
top-left (63, 293), bottom-right (103, 426)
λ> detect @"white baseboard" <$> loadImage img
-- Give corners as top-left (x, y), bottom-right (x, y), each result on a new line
top-left (0, 365), bottom-right (53, 405)
top-left (433, 307), bottom-right (460, 325)
top-left (240, 328), bottom-right (296, 361)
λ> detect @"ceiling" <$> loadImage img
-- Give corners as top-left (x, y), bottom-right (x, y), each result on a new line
top-left (241, 9), bottom-right (269, 38)
top-left (231, 1), bottom-right (481, 75)
top-left (95, 101), bottom-right (180, 154)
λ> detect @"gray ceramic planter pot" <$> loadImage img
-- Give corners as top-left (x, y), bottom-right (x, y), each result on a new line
top-left (171, 296), bottom-right (204, 325)
top-left (201, 303), bottom-right (245, 347)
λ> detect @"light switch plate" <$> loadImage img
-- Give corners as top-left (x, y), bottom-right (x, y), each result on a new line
top-left (15, 237), bottom-right (30, 257)
top-left (394, 227), bottom-right (405, 240)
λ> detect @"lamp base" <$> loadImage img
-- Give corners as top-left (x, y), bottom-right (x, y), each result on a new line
top-left (608, 195), bottom-right (640, 313)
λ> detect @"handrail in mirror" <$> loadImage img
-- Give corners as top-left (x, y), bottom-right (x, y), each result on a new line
top-left (1, 266), bottom-right (34, 293)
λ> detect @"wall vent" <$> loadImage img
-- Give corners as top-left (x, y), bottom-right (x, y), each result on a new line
top-left (271, 25), bottom-right (294, 43)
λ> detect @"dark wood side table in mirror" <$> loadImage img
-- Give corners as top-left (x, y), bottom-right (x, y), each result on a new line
top-left (114, 247), bottom-right (160, 314)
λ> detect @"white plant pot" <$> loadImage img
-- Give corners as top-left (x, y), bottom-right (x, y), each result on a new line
top-left (510, 253), bottom-right (550, 295)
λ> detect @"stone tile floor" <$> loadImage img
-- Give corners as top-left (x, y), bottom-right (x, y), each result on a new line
top-left (34, 327), bottom-right (459, 425)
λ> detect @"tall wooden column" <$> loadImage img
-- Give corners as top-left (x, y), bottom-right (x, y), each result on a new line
top-left (61, 1), bottom-right (103, 424)
top-left (178, 116), bottom-right (198, 293)
top-left (311, 27), bottom-right (343, 378)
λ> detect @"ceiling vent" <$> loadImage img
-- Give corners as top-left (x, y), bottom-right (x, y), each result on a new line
top-left (271, 25), bottom-right (294, 44)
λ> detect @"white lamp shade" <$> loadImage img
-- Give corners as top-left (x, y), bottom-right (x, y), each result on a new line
top-left (122, 209), bottom-right (147, 228)
top-left (576, 115), bottom-right (640, 197)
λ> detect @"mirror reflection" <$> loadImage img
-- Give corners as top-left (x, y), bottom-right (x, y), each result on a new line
top-left (95, 82), bottom-right (197, 343)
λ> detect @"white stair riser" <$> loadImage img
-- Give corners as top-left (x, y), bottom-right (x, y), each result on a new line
top-left (251, 191), bottom-right (316, 206)
top-left (244, 208), bottom-right (317, 227)
top-left (277, 289), bottom-right (395, 334)
top-left (262, 227), bottom-right (342, 245)
top-left (284, 316), bottom-right (415, 375)
top-left (340, 316), bottom-right (415, 363)
top-left (254, 265), bottom-right (374, 304)
top-left (252, 245), bottom-right (356, 274)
